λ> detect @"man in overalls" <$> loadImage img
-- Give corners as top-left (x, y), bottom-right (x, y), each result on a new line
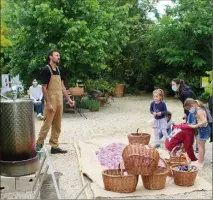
top-left (36, 50), bottom-right (74, 154)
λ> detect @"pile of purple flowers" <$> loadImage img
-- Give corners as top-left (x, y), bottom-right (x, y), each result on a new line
top-left (96, 143), bottom-right (127, 169)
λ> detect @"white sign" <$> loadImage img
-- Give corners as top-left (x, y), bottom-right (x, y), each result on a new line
top-left (11, 75), bottom-right (21, 85)
top-left (2, 74), bottom-right (9, 88)
top-left (11, 74), bottom-right (24, 91)
top-left (1, 74), bottom-right (11, 93)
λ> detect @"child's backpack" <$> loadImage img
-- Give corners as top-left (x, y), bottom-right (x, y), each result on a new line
top-left (203, 106), bottom-right (213, 123)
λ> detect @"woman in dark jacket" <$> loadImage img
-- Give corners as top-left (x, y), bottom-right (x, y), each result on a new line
top-left (171, 78), bottom-right (196, 118)
top-left (171, 78), bottom-right (198, 152)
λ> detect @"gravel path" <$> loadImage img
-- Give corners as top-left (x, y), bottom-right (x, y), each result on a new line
top-left (1, 94), bottom-right (212, 199)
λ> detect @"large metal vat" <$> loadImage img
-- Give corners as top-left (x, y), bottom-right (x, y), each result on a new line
top-left (0, 155), bottom-right (39, 177)
top-left (0, 98), bottom-right (39, 176)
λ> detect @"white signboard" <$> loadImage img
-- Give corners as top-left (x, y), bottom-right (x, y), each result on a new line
top-left (2, 74), bottom-right (9, 88)
top-left (11, 75), bottom-right (21, 85)
top-left (11, 75), bottom-right (24, 91)
top-left (1, 74), bottom-right (11, 93)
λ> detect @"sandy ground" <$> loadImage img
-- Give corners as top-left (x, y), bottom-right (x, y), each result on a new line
top-left (1, 94), bottom-right (212, 199)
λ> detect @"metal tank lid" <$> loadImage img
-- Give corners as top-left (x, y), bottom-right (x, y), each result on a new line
top-left (0, 98), bottom-right (33, 103)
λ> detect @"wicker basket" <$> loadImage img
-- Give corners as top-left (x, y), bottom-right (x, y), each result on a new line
top-left (142, 158), bottom-right (169, 190)
top-left (165, 160), bottom-right (179, 177)
top-left (171, 153), bottom-right (198, 186)
top-left (166, 145), bottom-right (189, 177)
top-left (102, 165), bottom-right (138, 193)
top-left (128, 128), bottom-right (151, 145)
top-left (69, 87), bottom-right (84, 96)
top-left (122, 144), bottom-right (160, 176)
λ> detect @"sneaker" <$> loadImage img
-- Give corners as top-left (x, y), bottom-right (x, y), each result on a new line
top-left (153, 144), bottom-right (160, 148)
top-left (37, 113), bottom-right (44, 120)
top-left (51, 147), bottom-right (67, 154)
top-left (195, 148), bottom-right (199, 153)
top-left (36, 144), bottom-right (43, 151)
top-left (36, 144), bottom-right (43, 160)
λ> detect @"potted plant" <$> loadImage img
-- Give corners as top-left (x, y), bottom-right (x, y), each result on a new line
top-left (96, 96), bottom-right (107, 107)
top-left (114, 80), bottom-right (126, 97)
top-left (85, 79), bottom-right (114, 106)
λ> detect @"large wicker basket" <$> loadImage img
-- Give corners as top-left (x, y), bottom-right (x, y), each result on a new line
top-left (171, 153), bottom-right (198, 186)
top-left (142, 158), bottom-right (169, 190)
top-left (122, 144), bottom-right (160, 176)
top-left (128, 128), bottom-right (151, 145)
top-left (102, 166), bottom-right (138, 193)
top-left (165, 146), bottom-right (189, 177)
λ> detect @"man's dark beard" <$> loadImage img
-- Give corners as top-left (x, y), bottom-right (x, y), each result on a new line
top-left (53, 60), bottom-right (60, 64)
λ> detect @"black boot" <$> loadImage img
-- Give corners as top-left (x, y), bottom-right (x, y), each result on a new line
top-left (51, 147), bottom-right (67, 154)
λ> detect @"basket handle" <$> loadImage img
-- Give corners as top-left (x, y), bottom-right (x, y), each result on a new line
top-left (159, 157), bottom-right (168, 169)
top-left (170, 145), bottom-right (183, 159)
top-left (170, 166), bottom-right (174, 176)
top-left (118, 163), bottom-right (124, 176)
top-left (136, 128), bottom-right (142, 135)
top-left (178, 153), bottom-right (190, 170)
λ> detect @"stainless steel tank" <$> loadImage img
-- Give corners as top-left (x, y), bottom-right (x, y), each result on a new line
top-left (0, 98), bottom-right (39, 176)
top-left (0, 156), bottom-right (39, 177)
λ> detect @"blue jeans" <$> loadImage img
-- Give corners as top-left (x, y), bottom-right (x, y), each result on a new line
top-left (159, 128), bottom-right (172, 139)
top-left (198, 125), bottom-right (211, 141)
top-left (34, 103), bottom-right (43, 115)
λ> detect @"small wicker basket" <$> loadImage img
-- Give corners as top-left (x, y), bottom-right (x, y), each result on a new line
top-left (142, 158), bottom-right (169, 190)
top-left (102, 165), bottom-right (138, 193)
top-left (171, 153), bottom-right (198, 186)
top-left (128, 128), bottom-right (151, 145)
top-left (122, 144), bottom-right (160, 176)
top-left (165, 145), bottom-right (189, 177)
top-left (69, 87), bottom-right (84, 96)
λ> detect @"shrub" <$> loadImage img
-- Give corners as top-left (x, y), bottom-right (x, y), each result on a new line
top-left (125, 87), bottom-right (140, 95)
top-left (85, 79), bottom-right (115, 94)
top-left (77, 99), bottom-right (100, 112)
top-left (199, 91), bottom-right (211, 103)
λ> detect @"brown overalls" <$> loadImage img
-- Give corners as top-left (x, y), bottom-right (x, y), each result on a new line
top-left (36, 65), bottom-right (63, 148)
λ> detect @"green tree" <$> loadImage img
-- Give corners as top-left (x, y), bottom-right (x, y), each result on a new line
top-left (115, 0), bottom-right (212, 93)
top-left (109, 0), bottom-right (157, 90)
top-left (0, 0), bottom-right (11, 74)
top-left (3, 0), bottom-right (133, 87)
top-left (0, 26), bottom-right (11, 74)
top-left (147, 0), bottom-right (212, 93)
top-left (109, 0), bottom-right (212, 94)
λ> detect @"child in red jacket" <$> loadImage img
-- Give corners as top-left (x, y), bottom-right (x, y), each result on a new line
top-left (165, 123), bottom-right (197, 161)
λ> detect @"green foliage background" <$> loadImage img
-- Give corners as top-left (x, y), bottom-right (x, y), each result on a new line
top-left (1, 0), bottom-right (212, 99)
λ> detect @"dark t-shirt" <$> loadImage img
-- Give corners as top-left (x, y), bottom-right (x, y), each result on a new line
top-left (150, 101), bottom-right (167, 119)
top-left (179, 86), bottom-right (196, 115)
top-left (41, 65), bottom-right (64, 86)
